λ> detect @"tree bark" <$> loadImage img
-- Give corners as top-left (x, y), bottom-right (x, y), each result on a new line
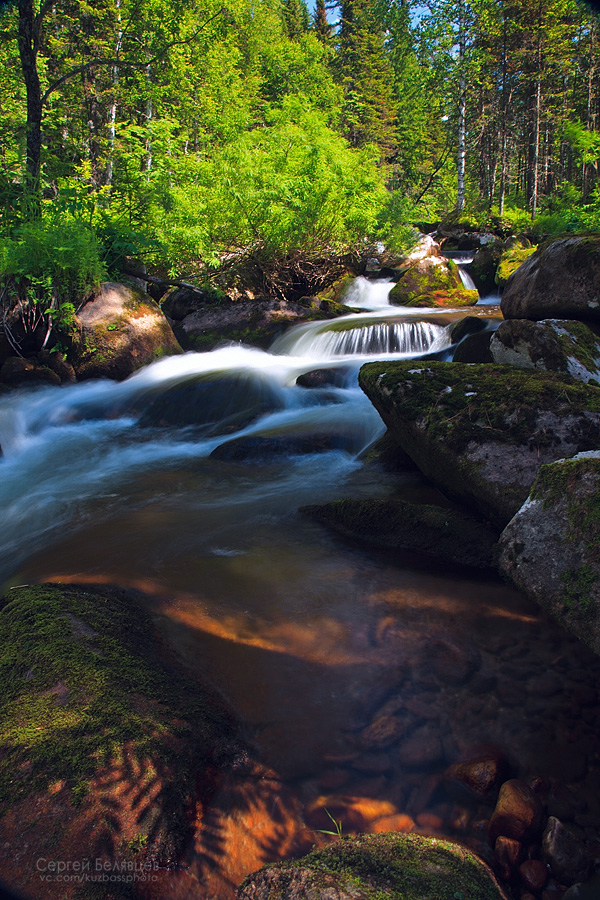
top-left (17, 0), bottom-right (43, 193)
top-left (456, 0), bottom-right (466, 210)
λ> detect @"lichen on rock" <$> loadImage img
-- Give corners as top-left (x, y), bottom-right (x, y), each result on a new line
top-left (490, 318), bottom-right (600, 384)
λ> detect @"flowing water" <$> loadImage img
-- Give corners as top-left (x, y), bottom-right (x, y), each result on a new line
top-left (2, 283), bottom-right (600, 898)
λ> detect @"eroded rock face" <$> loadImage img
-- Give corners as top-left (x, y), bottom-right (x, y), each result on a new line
top-left (501, 236), bottom-right (600, 323)
top-left (237, 832), bottom-right (507, 900)
top-left (359, 361), bottom-right (600, 527)
top-left (498, 455), bottom-right (600, 655)
top-left (388, 257), bottom-right (479, 308)
top-left (490, 319), bottom-right (600, 384)
top-left (75, 282), bottom-right (181, 380)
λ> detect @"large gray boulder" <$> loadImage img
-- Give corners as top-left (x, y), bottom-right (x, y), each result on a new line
top-left (490, 319), bottom-right (600, 384)
top-left (501, 236), bottom-right (600, 323)
top-left (358, 361), bottom-right (600, 527)
top-left (498, 455), bottom-right (600, 656)
top-left (237, 832), bottom-right (508, 900)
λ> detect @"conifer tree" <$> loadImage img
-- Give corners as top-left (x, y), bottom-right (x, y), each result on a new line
top-left (337, 0), bottom-right (398, 157)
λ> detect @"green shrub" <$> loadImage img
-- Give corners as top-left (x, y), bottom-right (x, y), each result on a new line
top-left (0, 218), bottom-right (106, 307)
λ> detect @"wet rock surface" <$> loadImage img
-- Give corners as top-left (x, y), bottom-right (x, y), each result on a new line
top-left (358, 360), bottom-right (600, 527)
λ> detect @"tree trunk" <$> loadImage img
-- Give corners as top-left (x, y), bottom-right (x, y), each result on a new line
top-left (456, 0), bottom-right (466, 210)
top-left (498, 12), bottom-right (509, 215)
top-left (17, 0), bottom-right (43, 193)
top-left (529, 2), bottom-right (543, 218)
top-left (106, 0), bottom-right (123, 188)
top-left (584, 22), bottom-right (597, 201)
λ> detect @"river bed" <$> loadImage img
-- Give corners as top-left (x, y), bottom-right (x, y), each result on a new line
top-left (1, 286), bottom-right (599, 898)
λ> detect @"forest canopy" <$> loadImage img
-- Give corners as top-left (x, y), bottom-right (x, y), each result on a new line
top-left (0, 0), bottom-right (599, 282)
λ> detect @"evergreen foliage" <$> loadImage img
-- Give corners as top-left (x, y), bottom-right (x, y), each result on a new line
top-left (0, 0), bottom-right (598, 292)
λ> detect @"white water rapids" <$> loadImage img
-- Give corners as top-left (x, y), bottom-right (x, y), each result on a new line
top-left (0, 294), bottom-right (458, 584)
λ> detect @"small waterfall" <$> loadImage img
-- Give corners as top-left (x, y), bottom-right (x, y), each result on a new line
top-left (286, 321), bottom-right (446, 358)
top-left (459, 267), bottom-right (477, 291)
top-left (342, 276), bottom-right (393, 310)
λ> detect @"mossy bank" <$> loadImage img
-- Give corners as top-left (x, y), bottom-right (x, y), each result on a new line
top-left (0, 583), bottom-right (243, 899)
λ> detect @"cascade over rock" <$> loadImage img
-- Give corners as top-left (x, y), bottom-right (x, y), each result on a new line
top-left (75, 282), bottom-right (182, 380)
top-left (388, 256), bottom-right (478, 308)
top-left (490, 319), bottom-right (600, 384)
top-left (358, 361), bottom-right (600, 527)
top-left (501, 236), bottom-right (600, 323)
top-left (498, 455), bottom-right (600, 656)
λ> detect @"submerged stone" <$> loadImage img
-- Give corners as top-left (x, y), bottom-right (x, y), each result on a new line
top-left (303, 498), bottom-right (498, 569)
top-left (138, 371), bottom-right (284, 433)
top-left (237, 832), bottom-right (508, 900)
top-left (359, 361), bottom-right (600, 527)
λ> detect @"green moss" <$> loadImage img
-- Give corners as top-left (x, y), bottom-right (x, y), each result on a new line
top-left (318, 274), bottom-right (356, 303)
top-left (241, 833), bottom-right (505, 900)
top-left (555, 322), bottom-right (600, 375)
top-left (404, 288), bottom-right (479, 308)
top-left (495, 245), bottom-right (536, 286)
top-left (359, 361), bottom-right (600, 455)
top-left (0, 584), bottom-right (240, 856)
top-left (532, 457), bottom-right (600, 549)
top-left (560, 565), bottom-right (598, 613)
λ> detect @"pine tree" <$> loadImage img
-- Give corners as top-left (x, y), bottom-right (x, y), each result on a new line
top-left (337, 0), bottom-right (397, 157)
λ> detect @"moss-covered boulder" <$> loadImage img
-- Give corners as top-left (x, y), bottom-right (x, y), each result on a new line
top-left (75, 282), bottom-right (182, 380)
top-left (359, 361), bottom-right (600, 527)
top-left (490, 319), bottom-right (600, 384)
top-left (495, 243), bottom-right (536, 288)
top-left (501, 236), bottom-right (600, 323)
top-left (303, 498), bottom-right (499, 569)
top-left (237, 832), bottom-right (508, 900)
top-left (498, 455), bottom-right (600, 656)
top-left (0, 583), bottom-right (241, 899)
top-left (388, 257), bottom-right (479, 308)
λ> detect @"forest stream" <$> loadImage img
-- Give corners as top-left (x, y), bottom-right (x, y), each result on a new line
top-left (2, 277), bottom-right (600, 899)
